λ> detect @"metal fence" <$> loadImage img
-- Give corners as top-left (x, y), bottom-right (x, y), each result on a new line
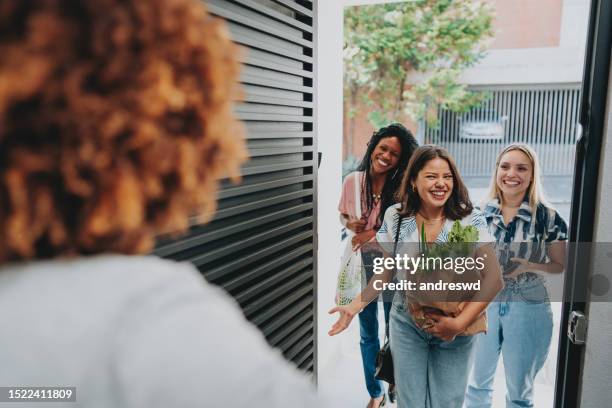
top-left (424, 86), bottom-right (581, 177)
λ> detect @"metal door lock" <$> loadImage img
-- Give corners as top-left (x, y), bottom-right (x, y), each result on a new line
top-left (568, 311), bottom-right (588, 345)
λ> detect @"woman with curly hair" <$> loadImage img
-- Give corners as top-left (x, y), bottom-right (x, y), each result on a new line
top-left (0, 0), bottom-right (321, 406)
top-left (338, 123), bottom-right (418, 407)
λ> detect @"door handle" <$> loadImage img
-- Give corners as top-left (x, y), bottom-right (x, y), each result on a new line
top-left (567, 310), bottom-right (587, 345)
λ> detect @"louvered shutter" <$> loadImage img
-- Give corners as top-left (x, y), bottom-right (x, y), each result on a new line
top-left (155, 0), bottom-right (317, 374)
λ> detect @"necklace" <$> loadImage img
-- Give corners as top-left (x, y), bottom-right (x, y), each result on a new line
top-left (372, 193), bottom-right (382, 202)
top-left (418, 212), bottom-right (445, 224)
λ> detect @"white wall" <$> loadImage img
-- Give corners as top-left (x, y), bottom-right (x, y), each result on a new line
top-left (315, 0), bottom-right (344, 381)
top-left (315, 0), bottom-right (396, 385)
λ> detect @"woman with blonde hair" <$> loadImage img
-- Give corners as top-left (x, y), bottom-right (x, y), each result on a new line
top-left (0, 1), bottom-right (322, 406)
top-left (465, 143), bottom-right (568, 408)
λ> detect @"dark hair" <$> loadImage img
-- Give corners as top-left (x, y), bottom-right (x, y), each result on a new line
top-left (397, 145), bottom-right (472, 220)
top-left (356, 123), bottom-right (419, 226)
top-left (0, 0), bottom-right (246, 262)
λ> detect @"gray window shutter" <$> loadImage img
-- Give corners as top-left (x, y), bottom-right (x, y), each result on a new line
top-left (155, 0), bottom-right (317, 374)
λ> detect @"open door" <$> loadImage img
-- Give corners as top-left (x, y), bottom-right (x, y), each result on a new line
top-left (554, 0), bottom-right (612, 406)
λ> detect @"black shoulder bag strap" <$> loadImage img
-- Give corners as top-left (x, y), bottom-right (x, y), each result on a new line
top-left (384, 213), bottom-right (403, 338)
top-left (392, 214), bottom-right (403, 255)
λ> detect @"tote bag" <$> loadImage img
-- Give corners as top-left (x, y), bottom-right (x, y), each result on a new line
top-left (335, 173), bottom-right (365, 306)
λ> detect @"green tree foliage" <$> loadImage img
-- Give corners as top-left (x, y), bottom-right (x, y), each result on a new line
top-left (344, 0), bottom-right (494, 130)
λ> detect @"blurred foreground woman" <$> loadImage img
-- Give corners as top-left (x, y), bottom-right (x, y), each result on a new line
top-left (0, 1), bottom-right (322, 406)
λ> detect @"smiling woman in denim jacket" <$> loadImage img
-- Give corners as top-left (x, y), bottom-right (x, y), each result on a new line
top-left (465, 144), bottom-right (568, 408)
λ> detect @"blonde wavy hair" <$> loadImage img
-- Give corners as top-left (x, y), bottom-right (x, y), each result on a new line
top-left (487, 143), bottom-right (550, 211)
top-left (0, 0), bottom-right (246, 262)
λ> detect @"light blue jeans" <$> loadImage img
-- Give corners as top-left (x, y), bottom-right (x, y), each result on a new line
top-left (390, 297), bottom-right (477, 408)
top-left (465, 278), bottom-right (553, 408)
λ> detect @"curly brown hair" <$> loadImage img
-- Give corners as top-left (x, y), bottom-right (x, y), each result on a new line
top-left (0, 0), bottom-right (246, 262)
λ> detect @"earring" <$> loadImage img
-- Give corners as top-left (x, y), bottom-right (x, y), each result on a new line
top-left (392, 169), bottom-right (399, 179)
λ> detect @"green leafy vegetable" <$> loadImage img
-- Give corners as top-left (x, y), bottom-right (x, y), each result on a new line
top-left (448, 220), bottom-right (479, 243)
top-left (417, 220), bottom-right (480, 273)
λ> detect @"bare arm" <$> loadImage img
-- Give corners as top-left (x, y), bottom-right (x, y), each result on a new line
top-left (340, 213), bottom-right (366, 233)
top-left (351, 229), bottom-right (377, 250)
top-left (469, 243), bottom-right (505, 303)
top-left (509, 241), bottom-right (567, 277)
top-left (328, 246), bottom-right (395, 336)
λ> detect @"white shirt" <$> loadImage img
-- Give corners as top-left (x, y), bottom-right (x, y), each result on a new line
top-left (0, 255), bottom-right (323, 408)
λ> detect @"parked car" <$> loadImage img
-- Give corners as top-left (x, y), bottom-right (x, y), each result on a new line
top-left (459, 109), bottom-right (508, 141)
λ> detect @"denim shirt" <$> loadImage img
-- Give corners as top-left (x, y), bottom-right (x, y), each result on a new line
top-left (482, 198), bottom-right (568, 286)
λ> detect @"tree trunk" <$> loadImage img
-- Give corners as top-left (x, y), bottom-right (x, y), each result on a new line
top-left (347, 85), bottom-right (357, 158)
top-left (394, 72), bottom-right (408, 121)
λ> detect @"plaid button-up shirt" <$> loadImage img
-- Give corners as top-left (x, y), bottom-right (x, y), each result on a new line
top-left (482, 198), bottom-right (568, 277)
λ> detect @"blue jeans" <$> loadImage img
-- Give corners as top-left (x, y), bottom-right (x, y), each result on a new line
top-left (465, 279), bottom-right (553, 408)
top-left (359, 296), bottom-right (391, 398)
top-left (358, 250), bottom-right (392, 398)
top-left (390, 297), bottom-right (476, 408)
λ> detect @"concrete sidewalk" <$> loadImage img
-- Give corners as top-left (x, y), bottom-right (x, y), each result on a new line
top-left (319, 302), bottom-right (562, 408)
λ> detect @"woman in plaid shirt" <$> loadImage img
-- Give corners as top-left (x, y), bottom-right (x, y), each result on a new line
top-left (466, 144), bottom-right (568, 408)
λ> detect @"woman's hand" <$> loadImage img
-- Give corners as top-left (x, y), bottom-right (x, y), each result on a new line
top-left (328, 302), bottom-right (361, 336)
top-left (346, 218), bottom-right (367, 233)
top-left (423, 312), bottom-right (466, 342)
top-left (507, 257), bottom-right (534, 278)
top-left (351, 230), bottom-right (376, 251)
top-left (507, 242), bottom-right (566, 277)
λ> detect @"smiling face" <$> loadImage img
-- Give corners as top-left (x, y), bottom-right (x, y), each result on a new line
top-left (370, 136), bottom-right (401, 175)
top-left (496, 149), bottom-right (533, 200)
top-left (413, 157), bottom-right (454, 211)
